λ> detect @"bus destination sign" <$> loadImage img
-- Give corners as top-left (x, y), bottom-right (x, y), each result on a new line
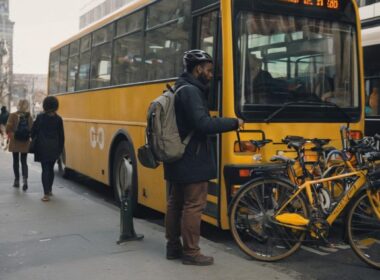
top-left (279, 0), bottom-right (340, 10)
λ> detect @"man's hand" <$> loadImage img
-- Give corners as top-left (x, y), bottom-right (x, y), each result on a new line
top-left (237, 118), bottom-right (244, 130)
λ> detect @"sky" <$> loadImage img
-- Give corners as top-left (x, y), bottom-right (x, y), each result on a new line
top-left (9, 0), bottom-right (86, 74)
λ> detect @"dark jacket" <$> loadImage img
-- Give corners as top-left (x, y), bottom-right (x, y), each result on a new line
top-left (163, 72), bottom-right (238, 184)
top-left (31, 112), bottom-right (65, 162)
top-left (253, 70), bottom-right (275, 93)
top-left (0, 108), bottom-right (9, 125)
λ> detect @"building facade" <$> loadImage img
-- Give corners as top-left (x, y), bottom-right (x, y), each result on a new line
top-left (12, 74), bottom-right (47, 115)
top-left (0, 0), bottom-right (14, 109)
top-left (80, 0), bottom-right (135, 29)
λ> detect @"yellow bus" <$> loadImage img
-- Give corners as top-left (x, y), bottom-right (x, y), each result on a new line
top-left (49, 0), bottom-right (364, 230)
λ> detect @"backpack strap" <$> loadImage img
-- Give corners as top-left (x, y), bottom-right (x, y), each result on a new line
top-left (173, 84), bottom-right (194, 145)
top-left (174, 85), bottom-right (189, 95)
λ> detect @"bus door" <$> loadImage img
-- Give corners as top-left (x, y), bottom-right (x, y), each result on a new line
top-left (193, 5), bottom-right (222, 225)
top-left (364, 77), bottom-right (380, 136)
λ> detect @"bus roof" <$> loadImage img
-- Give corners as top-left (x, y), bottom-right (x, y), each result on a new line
top-left (50, 0), bottom-right (153, 52)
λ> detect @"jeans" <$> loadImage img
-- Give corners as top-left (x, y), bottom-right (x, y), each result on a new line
top-left (41, 161), bottom-right (55, 195)
top-left (165, 181), bottom-right (208, 257)
top-left (12, 152), bottom-right (28, 179)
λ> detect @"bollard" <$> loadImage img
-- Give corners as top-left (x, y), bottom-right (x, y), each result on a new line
top-left (117, 158), bottom-right (143, 244)
top-left (117, 196), bottom-right (144, 244)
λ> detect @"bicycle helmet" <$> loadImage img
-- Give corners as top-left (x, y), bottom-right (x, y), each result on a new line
top-left (183, 49), bottom-right (213, 70)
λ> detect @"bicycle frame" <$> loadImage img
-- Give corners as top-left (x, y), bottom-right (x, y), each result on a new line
top-left (274, 169), bottom-right (380, 230)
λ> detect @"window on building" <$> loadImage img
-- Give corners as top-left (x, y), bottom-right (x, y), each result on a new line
top-left (357, 0), bottom-right (379, 7)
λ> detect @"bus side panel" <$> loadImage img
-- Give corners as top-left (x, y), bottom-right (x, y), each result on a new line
top-left (57, 83), bottom-right (170, 213)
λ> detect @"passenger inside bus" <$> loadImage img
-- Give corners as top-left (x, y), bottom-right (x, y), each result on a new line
top-left (247, 54), bottom-right (300, 104)
top-left (367, 87), bottom-right (379, 116)
top-left (114, 49), bottom-right (142, 84)
top-left (315, 66), bottom-right (334, 102)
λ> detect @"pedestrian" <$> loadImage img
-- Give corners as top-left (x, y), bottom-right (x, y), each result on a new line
top-left (5, 100), bottom-right (33, 191)
top-left (31, 96), bottom-right (64, 202)
top-left (164, 50), bottom-right (244, 266)
top-left (0, 105), bottom-right (10, 149)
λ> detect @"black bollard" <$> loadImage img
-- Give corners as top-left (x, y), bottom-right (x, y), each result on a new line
top-left (117, 194), bottom-right (144, 244)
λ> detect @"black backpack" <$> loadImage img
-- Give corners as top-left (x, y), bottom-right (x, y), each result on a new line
top-left (14, 115), bottom-right (30, 141)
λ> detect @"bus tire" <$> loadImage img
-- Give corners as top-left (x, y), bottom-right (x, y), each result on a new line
top-left (112, 141), bottom-right (138, 212)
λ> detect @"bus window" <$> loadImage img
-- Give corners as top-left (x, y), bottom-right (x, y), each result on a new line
top-left (90, 25), bottom-right (112, 88)
top-left (90, 44), bottom-right (112, 88)
top-left (113, 32), bottom-right (143, 85)
top-left (145, 25), bottom-right (186, 80)
top-left (145, 0), bottom-right (191, 80)
top-left (235, 11), bottom-right (359, 121)
top-left (67, 40), bottom-right (79, 92)
top-left (198, 12), bottom-right (218, 58)
top-left (59, 46), bottom-right (69, 93)
top-left (196, 10), bottom-right (220, 110)
top-left (92, 24), bottom-right (113, 46)
top-left (48, 50), bottom-right (60, 94)
top-left (116, 10), bottom-right (143, 37)
top-left (147, 0), bottom-right (189, 29)
top-left (77, 35), bottom-right (91, 91)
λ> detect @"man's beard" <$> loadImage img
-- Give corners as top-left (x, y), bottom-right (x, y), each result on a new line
top-left (197, 72), bottom-right (210, 86)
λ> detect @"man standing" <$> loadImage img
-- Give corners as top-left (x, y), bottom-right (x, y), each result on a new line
top-left (164, 50), bottom-right (243, 266)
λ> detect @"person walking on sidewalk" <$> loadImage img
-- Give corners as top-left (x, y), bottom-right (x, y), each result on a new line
top-left (31, 96), bottom-right (64, 202)
top-left (0, 105), bottom-right (10, 150)
top-left (164, 50), bottom-right (244, 266)
top-left (5, 100), bottom-right (33, 191)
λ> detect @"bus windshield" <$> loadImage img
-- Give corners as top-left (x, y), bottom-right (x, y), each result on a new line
top-left (235, 11), bottom-right (360, 122)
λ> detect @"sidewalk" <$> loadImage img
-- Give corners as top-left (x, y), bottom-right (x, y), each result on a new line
top-left (0, 151), bottom-right (302, 280)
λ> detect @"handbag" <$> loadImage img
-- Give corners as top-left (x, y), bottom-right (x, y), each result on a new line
top-left (29, 136), bottom-right (38, 154)
top-left (137, 144), bottom-right (159, 169)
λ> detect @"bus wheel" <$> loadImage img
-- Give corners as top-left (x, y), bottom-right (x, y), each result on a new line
top-left (112, 141), bottom-right (137, 209)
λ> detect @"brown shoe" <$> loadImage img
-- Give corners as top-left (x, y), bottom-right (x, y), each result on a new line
top-left (182, 254), bottom-right (214, 266)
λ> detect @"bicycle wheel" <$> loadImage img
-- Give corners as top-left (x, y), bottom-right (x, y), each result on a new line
top-left (346, 190), bottom-right (380, 269)
top-left (229, 177), bottom-right (308, 261)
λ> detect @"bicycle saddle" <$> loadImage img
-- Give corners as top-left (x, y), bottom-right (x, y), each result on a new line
top-left (270, 155), bottom-right (296, 165)
top-left (311, 138), bottom-right (331, 148)
top-left (250, 139), bottom-right (272, 148)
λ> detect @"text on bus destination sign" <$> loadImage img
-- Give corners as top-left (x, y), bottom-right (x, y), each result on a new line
top-left (279, 0), bottom-right (340, 9)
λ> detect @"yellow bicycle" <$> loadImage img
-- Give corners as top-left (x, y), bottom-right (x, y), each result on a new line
top-left (229, 155), bottom-right (380, 269)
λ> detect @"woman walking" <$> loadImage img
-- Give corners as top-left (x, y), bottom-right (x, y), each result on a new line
top-left (31, 96), bottom-right (64, 201)
top-left (6, 99), bottom-right (33, 191)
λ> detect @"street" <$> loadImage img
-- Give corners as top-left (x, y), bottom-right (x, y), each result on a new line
top-left (1, 150), bottom-right (379, 280)
top-left (0, 150), bottom-right (298, 280)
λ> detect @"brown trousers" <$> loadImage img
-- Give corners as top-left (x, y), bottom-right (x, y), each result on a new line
top-left (165, 181), bottom-right (208, 257)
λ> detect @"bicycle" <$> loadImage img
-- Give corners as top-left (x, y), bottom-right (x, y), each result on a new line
top-left (229, 150), bottom-right (380, 269)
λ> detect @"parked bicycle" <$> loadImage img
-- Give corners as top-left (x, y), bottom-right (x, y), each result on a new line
top-left (229, 134), bottom-right (380, 269)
